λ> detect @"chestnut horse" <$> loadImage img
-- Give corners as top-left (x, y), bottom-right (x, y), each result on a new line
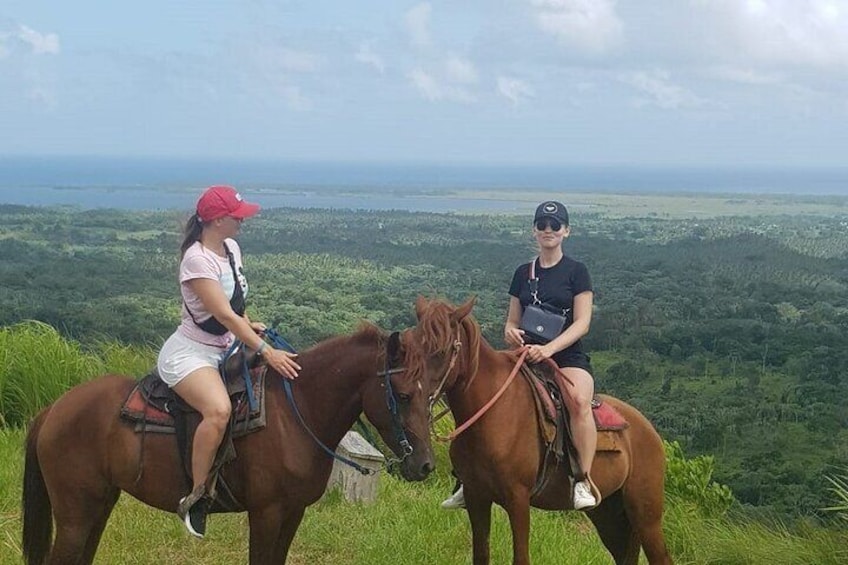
top-left (22, 325), bottom-right (437, 565)
top-left (405, 297), bottom-right (672, 565)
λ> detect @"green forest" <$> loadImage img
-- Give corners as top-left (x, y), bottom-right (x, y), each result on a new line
top-left (1, 198), bottom-right (846, 522)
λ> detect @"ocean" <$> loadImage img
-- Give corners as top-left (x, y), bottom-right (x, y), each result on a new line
top-left (1, 156), bottom-right (846, 213)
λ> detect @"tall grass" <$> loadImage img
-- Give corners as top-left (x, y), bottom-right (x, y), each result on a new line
top-left (0, 322), bottom-right (156, 427)
top-left (2, 424), bottom-right (846, 565)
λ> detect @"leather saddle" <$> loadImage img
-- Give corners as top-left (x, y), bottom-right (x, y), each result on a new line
top-left (119, 347), bottom-right (268, 512)
top-left (523, 362), bottom-right (629, 496)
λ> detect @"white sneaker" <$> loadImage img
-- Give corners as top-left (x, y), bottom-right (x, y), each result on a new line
top-left (573, 480), bottom-right (597, 510)
top-left (440, 485), bottom-right (466, 509)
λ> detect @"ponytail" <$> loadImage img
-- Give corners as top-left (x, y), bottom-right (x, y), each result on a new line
top-left (180, 213), bottom-right (204, 257)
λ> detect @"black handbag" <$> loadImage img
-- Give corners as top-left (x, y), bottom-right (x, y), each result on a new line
top-left (519, 259), bottom-right (569, 345)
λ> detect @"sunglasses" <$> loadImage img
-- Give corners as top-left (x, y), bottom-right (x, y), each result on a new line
top-left (534, 218), bottom-right (563, 231)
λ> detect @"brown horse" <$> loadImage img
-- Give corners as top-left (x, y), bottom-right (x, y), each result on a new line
top-left (405, 297), bottom-right (672, 565)
top-left (22, 325), bottom-right (437, 565)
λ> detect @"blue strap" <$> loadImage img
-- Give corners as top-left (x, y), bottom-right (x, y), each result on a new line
top-left (264, 329), bottom-right (372, 475)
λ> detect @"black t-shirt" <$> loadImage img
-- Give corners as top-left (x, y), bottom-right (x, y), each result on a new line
top-left (509, 256), bottom-right (593, 359)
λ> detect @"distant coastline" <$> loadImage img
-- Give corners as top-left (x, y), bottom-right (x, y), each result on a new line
top-left (1, 156), bottom-right (846, 216)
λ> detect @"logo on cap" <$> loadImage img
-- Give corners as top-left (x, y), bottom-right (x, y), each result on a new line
top-left (543, 202), bottom-right (558, 213)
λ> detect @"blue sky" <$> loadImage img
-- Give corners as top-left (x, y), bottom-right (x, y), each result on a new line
top-left (1, 1), bottom-right (846, 166)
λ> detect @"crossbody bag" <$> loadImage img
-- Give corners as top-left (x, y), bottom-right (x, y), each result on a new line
top-left (519, 258), bottom-right (570, 345)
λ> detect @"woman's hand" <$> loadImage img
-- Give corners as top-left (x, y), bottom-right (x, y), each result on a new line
top-left (249, 321), bottom-right (267, 334)
top-left (263, 347), bottom-right (300, 380)
top-left (525, 344), bottom-right (553, 364)
top-left (504, 327), bottom-right (526, 348)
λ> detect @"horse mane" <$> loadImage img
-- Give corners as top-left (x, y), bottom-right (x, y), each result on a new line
top-left (404, 299), bottom-right (481, 390)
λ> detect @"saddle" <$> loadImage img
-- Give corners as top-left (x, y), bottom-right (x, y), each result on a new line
top-left (523, 362), bottom-right (628, 496)
top-left (120, 348), bottom-right (268, 512)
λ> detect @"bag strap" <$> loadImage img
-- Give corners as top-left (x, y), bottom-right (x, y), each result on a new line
top-left (184, 241), bottom-right (245, 326)
top-left (528, 258), bottom-right (542, 305)
top-left (527, 257), bottom-right (569, 316)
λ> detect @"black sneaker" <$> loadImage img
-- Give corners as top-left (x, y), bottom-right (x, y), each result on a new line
top-left (178, 494), bottom-right (209, 538)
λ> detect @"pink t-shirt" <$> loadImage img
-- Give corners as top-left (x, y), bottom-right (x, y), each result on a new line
top-left (177, 239), bottom-right (248, 347)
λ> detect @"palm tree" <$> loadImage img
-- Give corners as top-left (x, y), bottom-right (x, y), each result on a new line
top-left (824, 467), bottom-right (848, 523)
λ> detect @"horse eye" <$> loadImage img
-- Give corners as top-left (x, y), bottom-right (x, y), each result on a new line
top-left (397, 393), bottom-right (411, 403)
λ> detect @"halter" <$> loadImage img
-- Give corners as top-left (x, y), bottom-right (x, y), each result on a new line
top-left (426, 336), bottom-right (462, 420)
top-left (379, 331), bottom-right (414, 462)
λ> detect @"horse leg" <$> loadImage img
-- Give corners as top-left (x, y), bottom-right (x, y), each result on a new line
top-left (587, 490), bottom-right (640, 565)
top-left (48, 488), bottom-right (117, 565)
top-left (248, 503), bottom-right (305, 565)
top-left (78, 489), bottom-right (121, 565)
top-left (465, 492), bottom-right (493, 565)
top-left (622, 487), bottom-right (672, 564)
top-left (275, 506), bottom-right (306, 562)
top-left (502, 493), bottom-right (532, 565)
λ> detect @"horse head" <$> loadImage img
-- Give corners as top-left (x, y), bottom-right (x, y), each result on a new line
top-left (359, 327), bottom-right (437, 482)
top-left (403, 295), bottom-right (481, 408)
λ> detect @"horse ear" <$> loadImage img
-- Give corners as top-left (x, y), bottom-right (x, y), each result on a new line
top-left (451, 296), bottom-right (477, 322)
top-left (415, 295), bottom-right (429, 320)
top-left (387, 331), bottom-right (403, 365)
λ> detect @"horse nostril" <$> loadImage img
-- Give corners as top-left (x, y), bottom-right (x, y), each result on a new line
top-left (421, 461), bottom-right (434, 476)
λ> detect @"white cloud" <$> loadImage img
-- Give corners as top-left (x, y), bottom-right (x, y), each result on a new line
top-left (405, 3), bottom-right (432, 49)
top-left (445, 55), bottom-right (478, 84)
top-left (708, 65), bottom-right (784, 85)
top-left (17, 24), bottom-right (60, 55)
top-left (408, 67), bottom-right (476, 103)
top-left (409, 68), bottom-right (440, 100)
top-left (497, 76), bottom-right (535, 105)
top-left (619, 70), bottom-right (705, 109)
top-left (356, 41), bottom-right (385, 74)
top-left (530, 0), bottom-right (623, 53)
top-left (697, 0), bottom-right (848, 68)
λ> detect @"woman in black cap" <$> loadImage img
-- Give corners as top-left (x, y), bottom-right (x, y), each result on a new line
top-left (441, 200), bottom-right (598, 511)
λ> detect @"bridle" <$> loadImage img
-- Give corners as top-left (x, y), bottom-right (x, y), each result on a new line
top-left (377, 331), bottom-right (414, 462)
top-left (427, 336), bottom-right (462, 418)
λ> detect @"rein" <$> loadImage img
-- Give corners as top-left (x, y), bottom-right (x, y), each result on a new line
top-left (263, 328), bottom-right (413, 476)
top-left (436, 347), bottom-right (528, 442)
top-left (435, 347), bottom-right (574, 443)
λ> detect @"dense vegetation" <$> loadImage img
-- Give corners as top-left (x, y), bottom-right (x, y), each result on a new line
top-left (1, 201), bottom-right (847, 522)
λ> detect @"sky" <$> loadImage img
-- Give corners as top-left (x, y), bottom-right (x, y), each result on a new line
top-left (1, 1), bottom-right (847, 167)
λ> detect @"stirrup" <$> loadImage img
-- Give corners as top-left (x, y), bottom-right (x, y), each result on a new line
top-left (177, 484), bottom-right (207, 517)
top-left (178, 484), bottom-right (209, 538)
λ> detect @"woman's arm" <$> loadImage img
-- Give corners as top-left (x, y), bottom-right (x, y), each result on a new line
top-left (504, 296), bottom-right (526, 348)
top-left (188, 278), bottom-right (301, 379)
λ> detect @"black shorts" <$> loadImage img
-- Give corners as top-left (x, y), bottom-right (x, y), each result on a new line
top-left (551, 350), bottom-right (593, 375)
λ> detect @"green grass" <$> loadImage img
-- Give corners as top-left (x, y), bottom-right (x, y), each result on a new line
top-left (0, 322), bottom-right (157, 428)
top-left (2, 426), bottom-right (846, 565)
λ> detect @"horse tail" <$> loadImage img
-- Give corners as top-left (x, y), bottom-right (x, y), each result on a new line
top-left (22, 410), bottom-right (53, 565)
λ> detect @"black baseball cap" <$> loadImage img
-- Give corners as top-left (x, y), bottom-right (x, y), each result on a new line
top-left (533, 201), bottom-right (569, 226)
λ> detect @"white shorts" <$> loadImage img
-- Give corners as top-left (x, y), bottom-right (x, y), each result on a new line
top-left (156, 331), bottom-right (227, 388)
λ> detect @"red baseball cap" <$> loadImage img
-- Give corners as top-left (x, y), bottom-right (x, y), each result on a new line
top-left (196, 185), bottom-right (260, 222)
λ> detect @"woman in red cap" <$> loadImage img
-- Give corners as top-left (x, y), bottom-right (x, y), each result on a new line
top-left (441, 200), bottom-right (599, 511)
top-left (156, 185), bottom-right (301, 538)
